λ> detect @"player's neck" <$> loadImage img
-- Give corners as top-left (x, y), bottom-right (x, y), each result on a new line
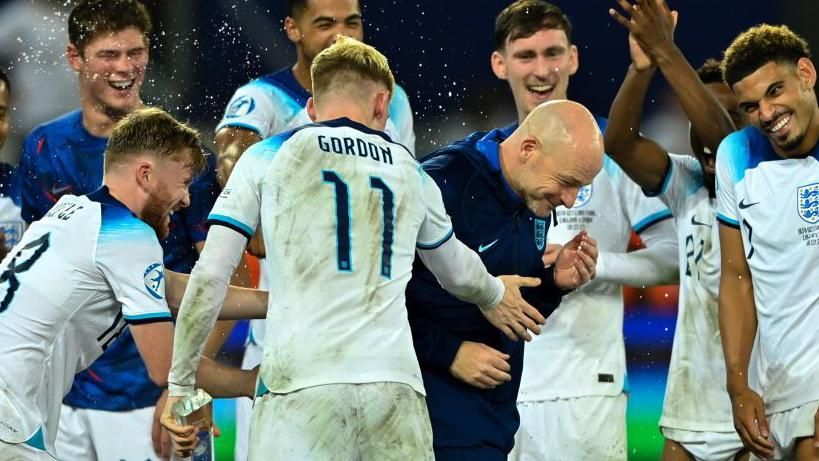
top-left (104, 178), bottom-right (145, 218)
top-left (81, 99), bottom-right (145, 138)
top-left (292, 59), bottom-right (313, 94)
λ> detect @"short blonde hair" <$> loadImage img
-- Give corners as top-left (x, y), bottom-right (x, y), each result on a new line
top-left (310, 35), bottom-right (395, 98)
top-left (105, 107), bottom-right (205, 174)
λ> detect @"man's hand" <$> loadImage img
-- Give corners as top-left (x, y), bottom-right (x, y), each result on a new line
top-left (449, 341), bottom-right (512, 389)
top-left (159, 395), bottom-right (197, 459)
top-left (609, 0), bottom-right (678, 61)
top-left (152, 390), bottom-right (172, 460)
top-left (542, 244), bottom-right (562, 268)
top-left (729, 386), bottom-right (774, 459)
top-left (481, 275), bottom-right (545, 342)
top-left (553, 231), bottom-right (598, 290)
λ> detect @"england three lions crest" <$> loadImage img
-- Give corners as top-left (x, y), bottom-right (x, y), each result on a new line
top-left (573, 184), bottom-right (592, 208)
top-left (797, 183), bottom-right (819, 224)
top-left (534, 219), bottom-right (547, 251)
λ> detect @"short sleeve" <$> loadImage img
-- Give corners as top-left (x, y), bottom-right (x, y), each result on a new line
top-left (416, 168), bottom-right (454, 249)
top-left (716, 136), bottom-right (741, 228)
top-left (650, 154), bottom-right (705, 216)
top-left (613, 161), bottom-right (672, 233)
top-left (95, 210), bottom-right (171, 323)
top-left (215, 83), bottom-right (277, 137)
top-left (387, 84), bottom-right (416, 155)
top-left (207, 140), bottom-right (273, 239)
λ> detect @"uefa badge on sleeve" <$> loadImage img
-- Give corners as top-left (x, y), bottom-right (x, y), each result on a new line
top-left (143, 263), bottom-right (165, 300)
top-left (534, 219), bottom-right (546, 251)
top-left (797, 183), bottom-right (819, 224)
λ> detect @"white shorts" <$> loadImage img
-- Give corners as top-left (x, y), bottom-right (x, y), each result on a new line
top-left (749, 400), bottom-right (819, 461)
top-left (234, 339), bottom-right (263, 461)
top-left (510, 394), bottom-right (628, 461)
top-left (0, 439), bottom-right (53, 460)
top-left (661, 426), bottom-right (744, 461)
top-left (249, 382), bottom-right (433, 461)
top-left (56, 404), bottom-right (179, 461)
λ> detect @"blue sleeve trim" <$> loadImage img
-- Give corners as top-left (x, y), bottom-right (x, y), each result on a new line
top-left (218, 122), bottom-right (262, 135)
top-left (716, 214), bottom-right (740, 229)
top-left (417, 228), bottom-right (454, 250)
top-left (643, 157), bottom-right (673, 197)
top-left (207, 214), bottom-right (254, 239)
top-left (633, 210), bottom-right (674, 234)
top-left (124, 312), bottom-right (172, 323)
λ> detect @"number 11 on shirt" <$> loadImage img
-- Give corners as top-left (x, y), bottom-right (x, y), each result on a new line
top-left (322, 170), bottom-right (394, 279)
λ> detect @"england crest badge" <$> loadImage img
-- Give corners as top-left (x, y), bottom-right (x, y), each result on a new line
top-left (797, 182), bottom-right (819, 224)
top-left (534, 218), bottom-right (547, 251)
top-left (573, 184), bottom-right (592, 208)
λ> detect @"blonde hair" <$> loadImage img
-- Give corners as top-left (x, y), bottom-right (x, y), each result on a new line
top-left (104, 107), bottom-right (205, 174)
top-left (310, 35), bottom-right (395, 98)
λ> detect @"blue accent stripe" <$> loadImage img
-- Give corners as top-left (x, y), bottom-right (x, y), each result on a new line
top-left (208, 214), bottom-right (254, 237)
top-left (716, 213), bottom-right (740, 228)
top-left (24, 427), bottom-right (46, 450)
top-left (633, 210), bottom-right (673, 234)
top-left (622, 374), bottom-right (631, 393)
top-left (417, 228), bottom-right (454, 250)
top-left (255, 377), bottom-right (270, 398)
top-left (124, 312), bottom-right (172, 321)
top-left (219, 122), bottom-right (262, 135)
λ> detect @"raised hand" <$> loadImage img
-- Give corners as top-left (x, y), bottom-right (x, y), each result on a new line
top-left (609, 0), bottom-right (678, 62)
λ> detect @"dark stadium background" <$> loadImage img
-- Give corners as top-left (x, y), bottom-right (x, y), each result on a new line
top-left (0, 0), bottom-right (813, 459)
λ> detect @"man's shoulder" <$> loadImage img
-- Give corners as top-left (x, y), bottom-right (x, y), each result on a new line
top-left (24, 109), bottom-right (83, 148)
top-left (422, 132), bottom-right (486, 176)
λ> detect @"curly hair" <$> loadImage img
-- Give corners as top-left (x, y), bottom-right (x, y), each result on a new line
top-left (722, 24), bottom-right (811, 87)
top-left (696, 58), bottom-right (724, 85)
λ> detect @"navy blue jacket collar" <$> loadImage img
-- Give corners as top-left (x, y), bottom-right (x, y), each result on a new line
top-left (473, 126), bottom-right (523, 208)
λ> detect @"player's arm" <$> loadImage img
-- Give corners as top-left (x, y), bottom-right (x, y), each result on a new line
top-left (717, 223), bottom-right (773, 457)
top-left (165, 270), bottom-right (267, 320)
top-left (595, 218), bottom-right (678, 286)
top-left (611, 0), bottom-right (735, 155)
top-left (214, 126), bottom-right (261, 188)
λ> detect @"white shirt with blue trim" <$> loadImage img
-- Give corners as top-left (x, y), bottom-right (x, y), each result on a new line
top-left (519, 156), bottom-right (673, 402)
top-left (208, 119), bottom-right (448, 395)
top-left (0, 194), bottom-right (169, 455)
top-left (716, 127), bottom-right (819, 414)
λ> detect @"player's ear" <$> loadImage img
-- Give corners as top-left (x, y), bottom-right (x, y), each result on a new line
top-left (67, 44), bottom-right (83, 72)
top-left (373, 90), bottom-right (391, 122)
top-left (796, 57), bottom-right (816, 89)
top-left (284, 16), bottom-right (302, 44)
top-left (306, 97), bottom-right (317, 122)
top-left (135, 160), bottom-right (153, 192)
top-left (491, 51), bottom-right (508, 80)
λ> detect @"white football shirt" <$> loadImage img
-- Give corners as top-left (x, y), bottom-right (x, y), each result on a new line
top-left (0, 191), bottom-right (170, 455)
top-left (209, 118), bottom-right (451, 395)
top-left (716, 127), bottom-right (819, 413)
top-left (654, 154), bottom-right (734, 432)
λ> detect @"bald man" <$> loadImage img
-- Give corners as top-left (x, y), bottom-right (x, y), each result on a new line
top-left (406, 99), bottom-right (602, 461)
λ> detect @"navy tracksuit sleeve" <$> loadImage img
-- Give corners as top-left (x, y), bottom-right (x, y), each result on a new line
top-left (525, 265), bottom-right (569, 317)
top-left (407, 309), bottom-right (464, 372)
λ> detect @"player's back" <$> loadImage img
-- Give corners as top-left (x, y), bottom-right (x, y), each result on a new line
top-left (252, 119), bottom-right (427, 395)
top-left (0, 192), bottom-right (153, 448)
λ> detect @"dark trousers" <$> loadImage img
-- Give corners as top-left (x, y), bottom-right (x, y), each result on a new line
top-left (434, 446), bottom-right (508, 461)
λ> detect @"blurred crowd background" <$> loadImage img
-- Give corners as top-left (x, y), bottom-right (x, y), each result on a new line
top-left (0, 0), bottom-right (813, 459)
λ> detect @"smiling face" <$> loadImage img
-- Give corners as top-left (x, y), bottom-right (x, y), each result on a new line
top-left (492, 28), bottom-right (578, 123)
top-left (69, 27), bottom-right (148, 120)
top-left (733, 58), bottom-right (819, 157)
top-left (287, 0), bottom-right (364, 63)
top-left (142, 156), bottom-right (194, 240)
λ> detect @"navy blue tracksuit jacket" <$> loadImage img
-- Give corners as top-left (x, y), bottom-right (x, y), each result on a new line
top-left (407, 126), bottom-right (569, 455)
